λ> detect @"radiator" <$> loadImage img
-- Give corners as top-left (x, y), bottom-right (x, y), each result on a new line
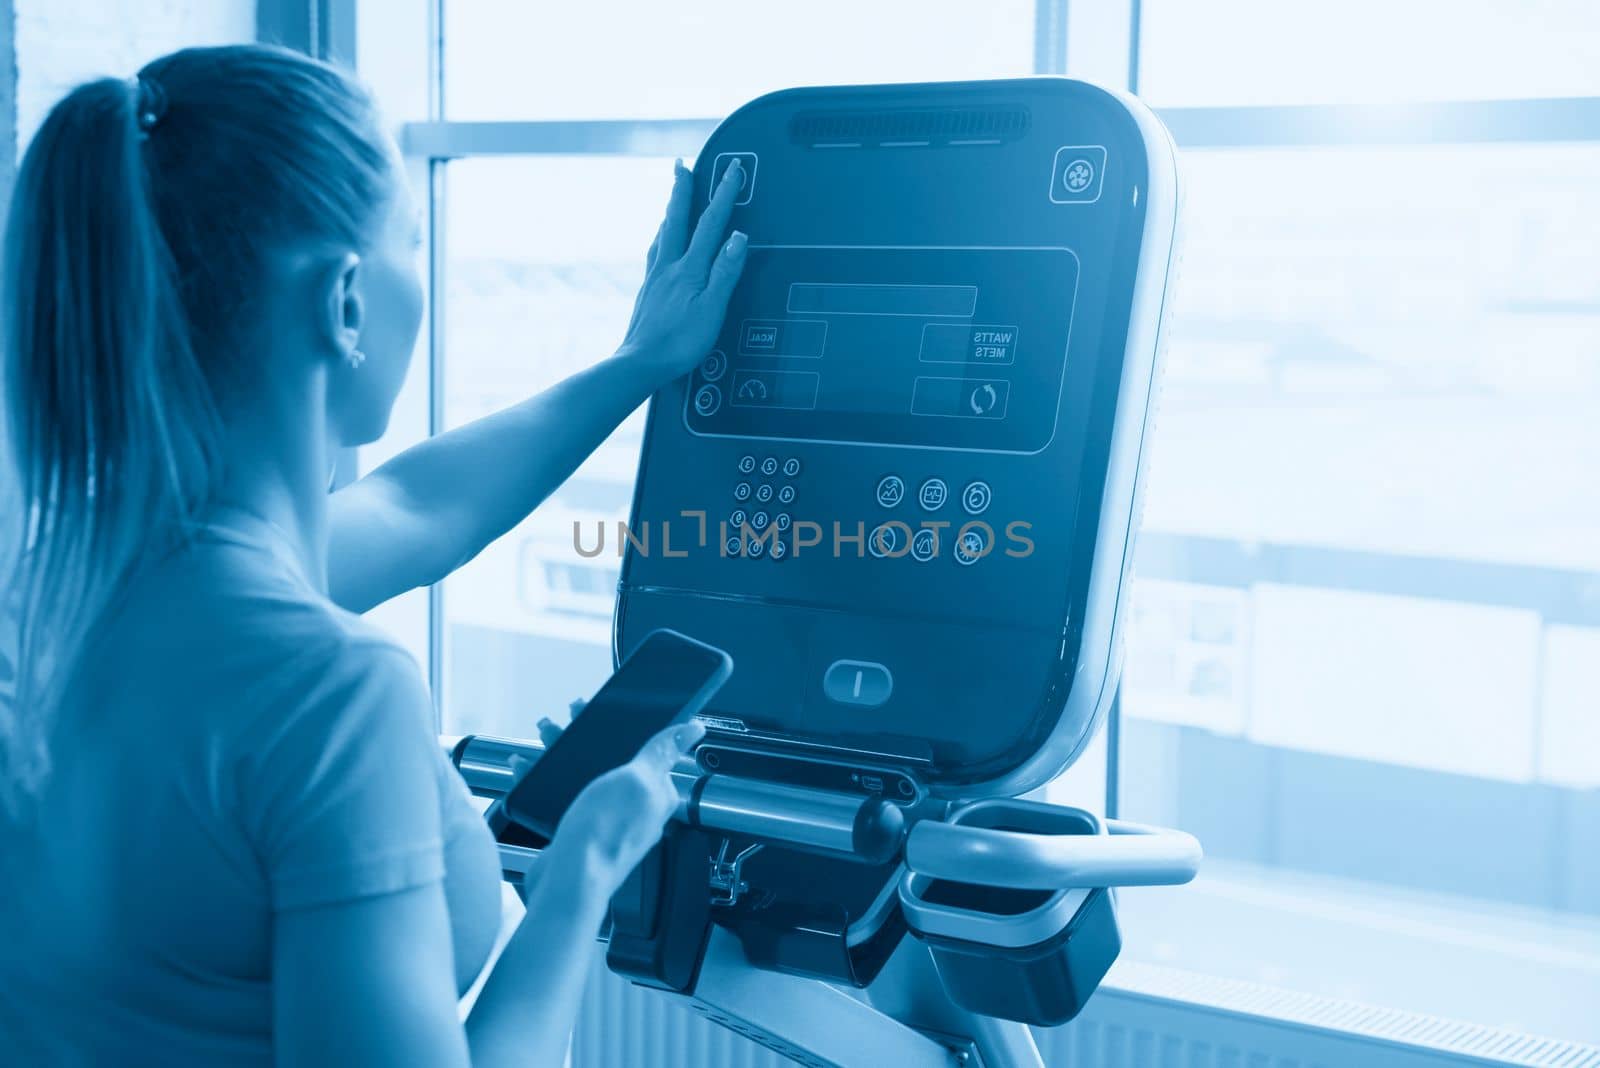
top-left (571, 956), bottom-right (1600, 1068)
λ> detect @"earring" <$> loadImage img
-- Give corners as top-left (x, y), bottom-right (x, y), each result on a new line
top-left (346, 348), bottom-right (366, 370)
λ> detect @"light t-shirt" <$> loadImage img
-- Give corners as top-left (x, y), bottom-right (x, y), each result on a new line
top-left (0, 507), bottom-right (502, 1065)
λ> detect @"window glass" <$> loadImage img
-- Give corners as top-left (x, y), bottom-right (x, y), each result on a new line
top-left (439, 156), bottom-right (677, 737)
top-left (1139, 0), bottom-right (1600, 106)
top-left (12, 0), bottom-right (253, 144)
top-left (444, 0), bottom-right (1034, 120)
top-left (1117, 143), bottom-right (1600, 1038)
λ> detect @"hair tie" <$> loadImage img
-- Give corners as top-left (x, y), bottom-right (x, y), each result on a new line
top-left (132, 74), bottom-right (168, 138)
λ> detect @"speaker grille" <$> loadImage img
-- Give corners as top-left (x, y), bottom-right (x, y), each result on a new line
top-left (789, 106), bottom-right (1030, 146)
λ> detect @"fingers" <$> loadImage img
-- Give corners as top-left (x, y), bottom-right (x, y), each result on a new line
top-left (535, 699), bottom-right (586, 753)
top-left (682, 158), bottom-right (744, 276)
top-left (644, 225), bottom-right (662, 274)
top-left (634, 718), bottom-right (706, 774)
top-left (654, 159), bottom-right (695, 266)
top-left (704, 230), bottom-right (749, 305)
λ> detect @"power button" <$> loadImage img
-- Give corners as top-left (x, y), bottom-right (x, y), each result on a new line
top-left (823, 660), bottom-right (894, 707)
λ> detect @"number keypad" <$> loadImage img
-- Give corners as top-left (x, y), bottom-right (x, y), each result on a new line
top-left (726, 455), bottom-right (804, 561)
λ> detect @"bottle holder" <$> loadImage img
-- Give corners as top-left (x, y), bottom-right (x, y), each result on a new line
top-left (899, 799), bottom-right (1122, 1026)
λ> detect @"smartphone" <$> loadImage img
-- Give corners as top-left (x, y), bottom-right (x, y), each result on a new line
top-left (501, 628), bottom-right (732, 842)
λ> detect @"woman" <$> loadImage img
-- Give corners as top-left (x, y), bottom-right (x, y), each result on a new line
top-left (0, 44), bottom-right (747, 1065)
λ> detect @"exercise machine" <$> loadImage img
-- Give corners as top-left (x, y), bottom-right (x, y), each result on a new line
top-left (451, 76), bottom-right (1197, 1068)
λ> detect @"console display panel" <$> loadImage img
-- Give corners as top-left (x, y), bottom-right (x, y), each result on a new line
top-left (685, 245), bottom-right (1079, 454)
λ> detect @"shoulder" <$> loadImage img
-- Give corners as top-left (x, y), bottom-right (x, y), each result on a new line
top-left (240, 625), bottom-right (433, 755)
top-left (233, 624), bottom-right (442, 833)
top-left (235, 629), bottom-right (449, 913)
top-left (132, 529), bottom-right (432, 732)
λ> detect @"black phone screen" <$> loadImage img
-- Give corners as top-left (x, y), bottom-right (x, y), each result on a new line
top-left (501, 629), bottom-right (732, 842)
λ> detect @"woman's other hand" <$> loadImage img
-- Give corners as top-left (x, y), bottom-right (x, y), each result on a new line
top-left (467, 717), bottom-right (705, 1064)
top-left (542, 718), bottom-right (704, 895)
top-left (533, 696), bottom-right (587, 748)
top-left (615, 159), bottom-right (749, 388)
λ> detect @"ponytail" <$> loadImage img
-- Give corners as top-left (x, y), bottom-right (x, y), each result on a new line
top-left (1, 77), bottom-right (221, 813)
top-left (2, 45), bottom-right (389, 815)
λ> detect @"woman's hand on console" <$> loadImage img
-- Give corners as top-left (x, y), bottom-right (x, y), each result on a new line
top-left (614, 158), bottom-right (749, 389)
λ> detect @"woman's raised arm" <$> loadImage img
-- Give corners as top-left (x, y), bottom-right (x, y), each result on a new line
top-left (328, 160), bottom-right (748, 614)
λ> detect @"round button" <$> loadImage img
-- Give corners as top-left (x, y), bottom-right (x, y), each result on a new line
top-left (769, 538), bottom-right (789, 561)
top-left (729, 509), bottom-right (748, 529)
top-left (782, 457), bottom-right (801, 477)
top-left (777, 485), bottom-right (796, 505)
top-left (693, 384), bottom-right (722, 416)
top-left (752, 511), bottom-right (770, 531)
top-left (962, 481), bottom-right (992, 515)
top-left (760, 456), bottom-right (779, 476)
top-left (700, 350), bottom-right (727, 382)
top-left (875, 475), bottom-right (905, 508)
top-left (734, 482), bottom-right (752, 502)
top-left (724, 535), bottom-right (742, 556)
top-left (737, 455), bottom-right (756, 474)
top-left (747, 537), bottom-right (766, 559)
top-left (869, 522), bottom-right (906, 559)
top-left (775, 513), bottom-right (791, 531)
top-left (918, 478), bottom-right (948, 511)
top-left (755, 484), bottom-right (773, 503)
top-left (911, 528), bottom-right (938, 562)
top-left (954, 525), bottom-right (991, 566)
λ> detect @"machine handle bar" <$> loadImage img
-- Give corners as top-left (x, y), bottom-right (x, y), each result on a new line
top-left (905, 818), bottom-right (1202, 890)
top-left (448, 735), bottom-right (902, 864)
top-left (451, 735), bottom-right (1197, 883)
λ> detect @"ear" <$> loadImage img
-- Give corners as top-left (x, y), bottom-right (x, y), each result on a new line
top-left (317, 251), bottom-right (364, 365)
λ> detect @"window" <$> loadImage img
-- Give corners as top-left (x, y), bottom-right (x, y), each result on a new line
top-left (373, 0), bottom-right (1600, 1047)
top-left (1115, 140), bottom-right (1600, 1037)
top-left (439, 156), bottom-right (671, 732)
top-left (1137, 0), bottom-right (1600, 106)
top-left (1113, 5), bottom-right (1600, 1043)
top-left (443, 1), bottom-right (1035, 120)
top-left (10, 0), bottom-right (255, 144)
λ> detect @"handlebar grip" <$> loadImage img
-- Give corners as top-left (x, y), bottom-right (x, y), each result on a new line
top-left (450, 735), bottom-right (542, 799)
top-left (688, 774), bottom-right (904, 864)
top-left (905, 817), bottom-right (1202, 889)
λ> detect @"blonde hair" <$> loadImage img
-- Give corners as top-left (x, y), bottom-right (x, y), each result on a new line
top-left (1, 45), bottom-right (391, 814)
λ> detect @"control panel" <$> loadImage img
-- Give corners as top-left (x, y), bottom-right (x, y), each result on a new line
top-left (617, 78), bottom-right (1179, 796)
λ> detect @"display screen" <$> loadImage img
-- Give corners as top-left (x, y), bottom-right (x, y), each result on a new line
top-left (684, 245), bottom-right (1079, 454)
